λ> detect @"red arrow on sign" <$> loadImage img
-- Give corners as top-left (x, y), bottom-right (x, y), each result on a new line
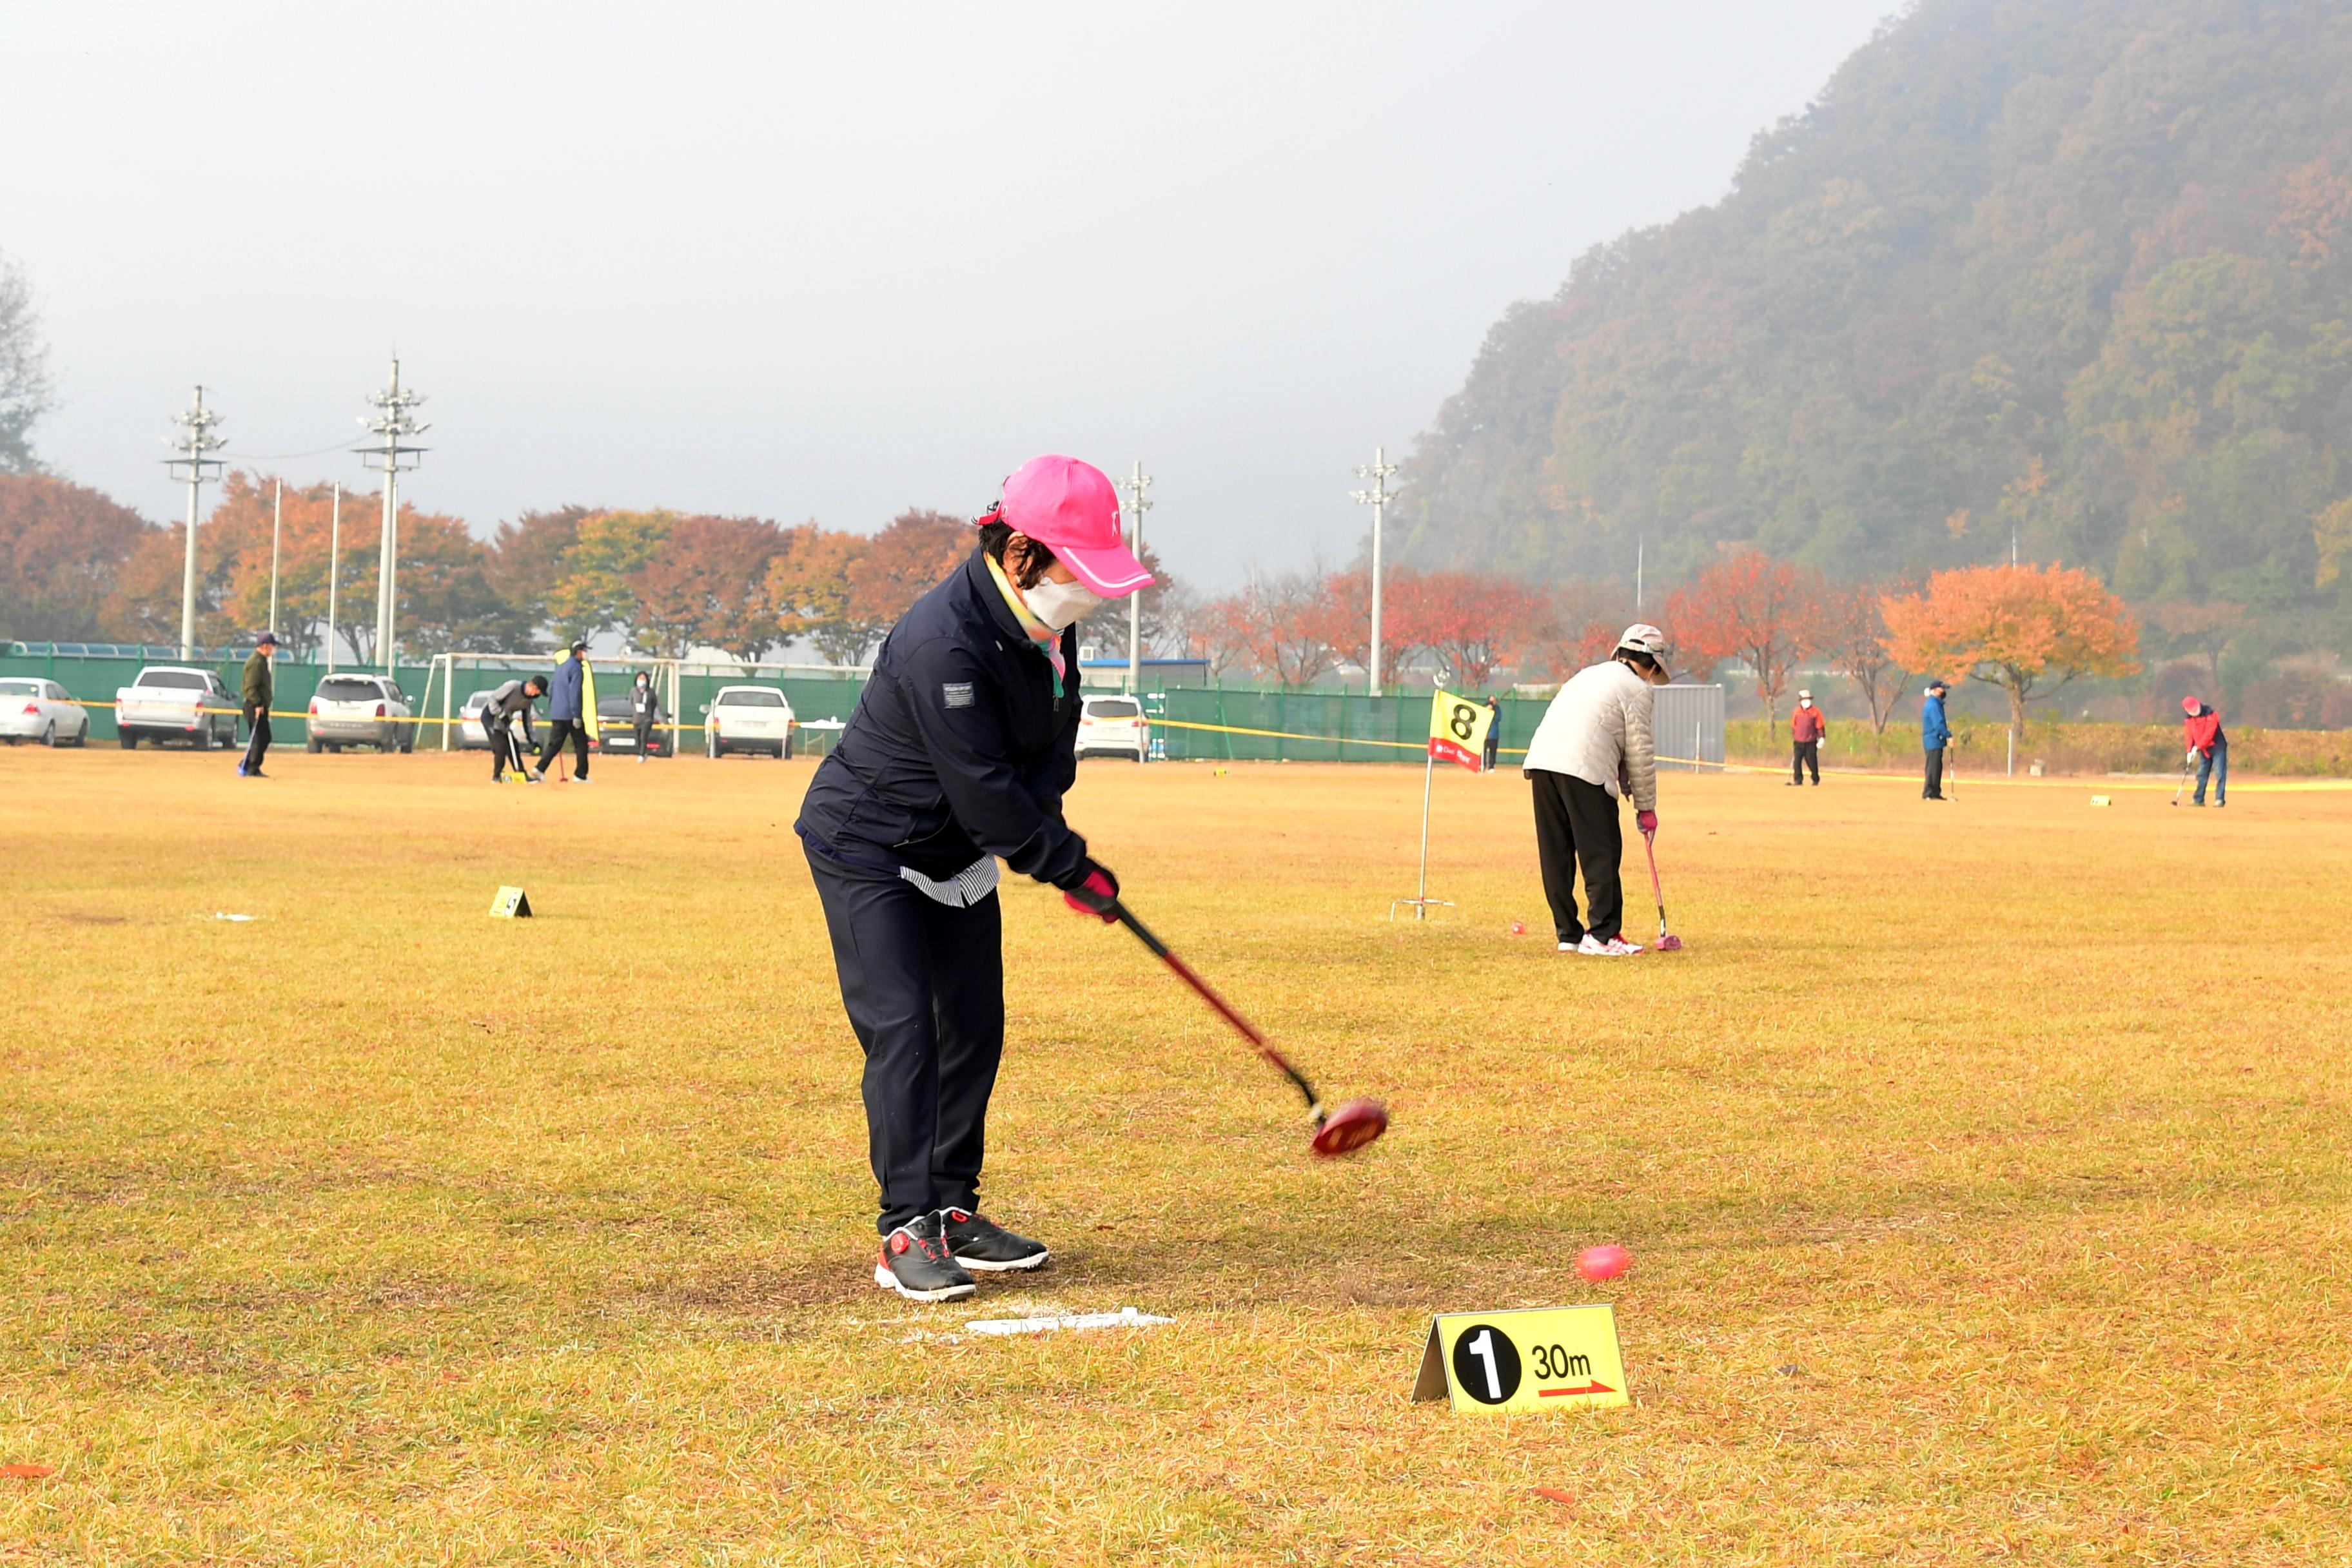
top-left (1538, 1382), bottom-right (1616, 1398)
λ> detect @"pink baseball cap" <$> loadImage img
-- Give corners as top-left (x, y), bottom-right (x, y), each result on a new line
top-left (2182, 695), bottom-right (2202, 714)
top-left (992, 455), bottom-right (1155, 599)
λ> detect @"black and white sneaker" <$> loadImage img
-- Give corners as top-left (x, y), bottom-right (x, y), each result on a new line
top-left (874, 1213), bottom-right (977, 1302)
top-left (940, 1206), bottom-right (1050, 1273)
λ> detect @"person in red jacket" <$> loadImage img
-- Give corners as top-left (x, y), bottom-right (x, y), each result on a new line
top-left (1788, 689), bottom-right (1827, 786)
top-left (2182, 695), bottom-right (2227, 807)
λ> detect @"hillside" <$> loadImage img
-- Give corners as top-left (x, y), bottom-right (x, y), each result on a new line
top-left (1398, 0), bottom-right (2352, 648)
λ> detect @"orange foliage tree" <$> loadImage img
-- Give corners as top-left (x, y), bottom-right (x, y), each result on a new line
top-left (1389, 570), bottom-right (1548, 691)
top-left (0, 474), bottom-right (157, 642)
top-left (1881, 564), bottom-right (2140, 752)
top-left (848, 509), bottom-right (970, 630)
top-left (629, 514), bottom-right (790, 660)
top-left (767, 524), bottom-right (874, 665)
top-left (1661, 550), bottom-right (1828, 725)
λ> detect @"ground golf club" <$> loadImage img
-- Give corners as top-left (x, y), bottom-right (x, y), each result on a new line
top-left (1106, 898), bottom-right (1388, 1157)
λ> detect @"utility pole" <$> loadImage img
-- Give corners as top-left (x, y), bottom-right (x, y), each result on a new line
top-left (357, 358), bottom-right (428, 673)
top-left (1114, 461), bottom-right (1153, 694)
top-left (267, 478), bottom-right (283, 637)
top-left (326, 482), bottom-right (342, 672)
top-left (1350, 446), bottom-right (1400, 698)
top-left (163, 386), bottom-right (227, 660)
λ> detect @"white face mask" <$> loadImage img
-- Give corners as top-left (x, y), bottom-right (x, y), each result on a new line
top-left (1021, 575), bottom-right (1101, 631)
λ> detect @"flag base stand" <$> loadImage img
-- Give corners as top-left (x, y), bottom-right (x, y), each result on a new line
top-left (1390, 896), bottom-right (1454, 922)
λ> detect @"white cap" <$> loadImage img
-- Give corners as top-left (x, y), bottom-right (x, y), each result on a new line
top-left (1798, 689), bottom-right (1812, 700)
top-left (1616, 623), bottom-right (1668, 658)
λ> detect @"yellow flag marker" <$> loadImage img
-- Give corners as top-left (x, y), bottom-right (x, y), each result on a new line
top-left (488, 886), bottom-right (533, 919)
top-left (1411, 1305), bottom-right (1629, 1413)
top-left (1426, 689), bottom-right (1495, 773)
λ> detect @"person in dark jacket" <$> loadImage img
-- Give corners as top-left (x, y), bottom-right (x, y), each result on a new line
top-left (534, 642), bottom-right (593, 783)
top-left (236, 632), bottom-right (279, 778)
top-left (2183, 695), bottom-right (2228, 807)
top-left (1788, 688), bottom-right (1826, 786)
top-left (629, 670), bottom-right (661, 761)
top-left (796, 454), bottom-right (1153, 1303)
top-left (481, 675), bottom-right (546, 783)
top-left (1921, 679), bottom-right (1953, 799)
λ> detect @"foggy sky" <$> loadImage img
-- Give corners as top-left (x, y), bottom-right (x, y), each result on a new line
top-left (6, 1), bottom-right (1897, 587)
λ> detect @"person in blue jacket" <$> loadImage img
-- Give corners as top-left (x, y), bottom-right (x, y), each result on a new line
top-left (796, 455), bottom-right (1153, 1303)
top-left (1921, 678), bottom-right (1953, 800)
top-left (533, 640), bottom-right (593, 784)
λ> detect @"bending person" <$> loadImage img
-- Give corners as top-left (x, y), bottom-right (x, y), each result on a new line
top-left (480, 675), bottom-right (546, 784)
top-left (1521, 623), bottom-right (1669, 956)
top-left (795, 455), bottom-right (1152, 1303)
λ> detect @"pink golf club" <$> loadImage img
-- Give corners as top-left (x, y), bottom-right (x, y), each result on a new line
top-left (1640, 830), bottom-right (1683, 952)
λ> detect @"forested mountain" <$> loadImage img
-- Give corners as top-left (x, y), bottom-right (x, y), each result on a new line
top-left (1398, 0), bottom-right (2352, 649)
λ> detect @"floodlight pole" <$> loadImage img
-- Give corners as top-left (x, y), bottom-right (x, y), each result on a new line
top-left (1351, 446), bottom-right (1400, 698)
top-left (163, 386), bottom-right (227, 660)
top-left (268, 478), bottom-right (283, 636)
top-left (326, 482), bottom-right (341, 672)
top-left (357, 357), bottom-right (429, 674)
top-left (1115, 461), bottom-right (1153, 694)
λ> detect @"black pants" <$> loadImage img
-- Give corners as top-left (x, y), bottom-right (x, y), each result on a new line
top-left (1792, 740), bottom-right (1819, 784)
top-left (634, 719), bottom-right (655, 755)
top-left (484, 715), bottom-right (524, 779)
top-left (1923, 746), bottom-right (1946, 799)
top-left (804, 842), bottom-right (1006, 1235)
top-left (537, 718), bottom-right (590, 778)
top-left (1531, 769), bottom-right (1624, 944)
top-left (241, 705), bottom-right (271, 772)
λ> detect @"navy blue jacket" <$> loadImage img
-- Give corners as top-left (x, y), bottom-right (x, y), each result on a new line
top-left (1921, 691), bottom-right (1951, 750)
top-left (797, 549), bottom-right (1088, 887)
top-left (548, 654), bottom-right (584, 721)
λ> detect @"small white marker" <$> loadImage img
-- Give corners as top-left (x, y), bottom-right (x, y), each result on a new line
top-left (965, 1306), bottom-right (1173, 1337)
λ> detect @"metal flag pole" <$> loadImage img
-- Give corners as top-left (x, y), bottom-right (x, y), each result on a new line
top-left (1415, 749), bottom-right (1435, 919)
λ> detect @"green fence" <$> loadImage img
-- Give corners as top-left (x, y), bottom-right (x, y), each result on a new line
top-left (1148, 687), bottom-right (1554, 763)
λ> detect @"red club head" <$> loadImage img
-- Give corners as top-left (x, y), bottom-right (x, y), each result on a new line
top-left (1654, 933), bottom-right (1684, 952)
top-left (1311, 1097), bottom-right (1388, 1157)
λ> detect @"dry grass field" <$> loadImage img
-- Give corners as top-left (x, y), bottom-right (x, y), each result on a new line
top-left (3, 743), bottom-right (2349, 1565)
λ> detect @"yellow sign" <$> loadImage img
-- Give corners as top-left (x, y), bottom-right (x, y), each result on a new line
top-left (488, 886), bottom-right (533, 919)
top-left (1411, 1305), bottom-right (1629, 1413)
top-left (580, 656), bottom-right (602, 742)
top-left (1427, 690), bottom-right (1495, 773)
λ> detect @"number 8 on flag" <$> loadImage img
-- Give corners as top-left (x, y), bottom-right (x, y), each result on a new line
top-left (1427, 690), bottom-right (1495, 773)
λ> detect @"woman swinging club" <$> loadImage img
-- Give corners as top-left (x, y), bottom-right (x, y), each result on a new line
top-left (794, 455), bottom-right (1153, 1302)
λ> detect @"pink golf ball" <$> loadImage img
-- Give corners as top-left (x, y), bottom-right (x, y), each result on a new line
top-left (1576, 1244), bottom-right (1631, 1283)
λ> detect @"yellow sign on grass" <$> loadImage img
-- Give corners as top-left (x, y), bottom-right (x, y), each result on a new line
top-left (1411, 1305), bottom-right (1629, 1413)
top-left (488, 886), bottom-right (533, 919)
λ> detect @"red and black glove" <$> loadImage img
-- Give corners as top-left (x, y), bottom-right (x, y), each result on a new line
top-left (1061, 860), bottom-right (1120, 923)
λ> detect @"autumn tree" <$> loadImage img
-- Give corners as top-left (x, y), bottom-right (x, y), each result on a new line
top-left (2146, 600), bottom-right (2244, 684)
top-left (1084, 544), bottom-right (1183, 660)
top-left (1391, 570), bottom-right (1548, 690)
top-left (1533, 578), bottom-right (1629, 681)
top-left (0, 474), bottom-right (156, 641)
top-left (1661, 551), bottom-right (1828, 725)
top-left (629, 514), bottom-right (790, 660)
top-left (848, 509), bottom-right (970, 629)
top-left (544, 509), bottom-right (672, 643)
top-left (1819, 580), bottom-right (1909, 732)
top-left (1881, 564), bottom-right (2141, 754)
top-left (486, 506), bottom-right (595, 644)
top-left (1194, 571), bottom-right (1337, 687)
top-left (767, 524), bottom-right (876, 665)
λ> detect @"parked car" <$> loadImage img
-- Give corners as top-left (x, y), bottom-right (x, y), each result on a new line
top-left (0, 677), bottom-right (92, 747)
top-left (451, 687), bottom-right (538, 750)
top-left (115, 666), bottom-right (240, 750)
top-left (306, 674), bottom-right (416, 753)
top-left (594, 693), bottom-right (672, 756)
top-left (703, 685), bottom-right (795, 758)
top-left (0, 677), bottom-right (93, 747)
top-left (1077, 694), bottom-right (1148, 761)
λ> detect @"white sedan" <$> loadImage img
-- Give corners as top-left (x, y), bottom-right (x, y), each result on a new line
top-left (704, 685), bottom-right (795, 758)
top-left (0, 677), bottom-right (92, 747)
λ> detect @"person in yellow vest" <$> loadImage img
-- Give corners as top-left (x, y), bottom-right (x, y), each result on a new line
top-left (533, 641), bottom-right (596, 784)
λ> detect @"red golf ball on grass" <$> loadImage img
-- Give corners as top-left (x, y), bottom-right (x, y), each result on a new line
top-left (1576, 1244), bottom-right (1631, 1282)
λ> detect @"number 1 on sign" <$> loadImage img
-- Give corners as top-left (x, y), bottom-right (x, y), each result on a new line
top-left (1467, 1329), bottom-right (1504, 1402)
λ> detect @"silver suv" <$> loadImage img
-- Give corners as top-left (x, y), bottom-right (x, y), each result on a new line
top-left (306, 674), bottom-right (416, 753)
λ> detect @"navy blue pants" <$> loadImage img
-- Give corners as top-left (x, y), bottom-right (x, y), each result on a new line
top-left (803, 843), bottom-right (1006, 1235)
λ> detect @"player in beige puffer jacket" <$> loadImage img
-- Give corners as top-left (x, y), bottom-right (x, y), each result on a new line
top-left (1521, 625), bottom-right (1668, 955)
